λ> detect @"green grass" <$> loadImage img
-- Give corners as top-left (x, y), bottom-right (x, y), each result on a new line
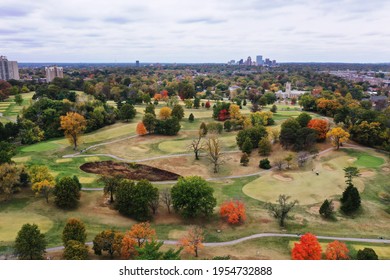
top-left (21, 141), bottom-right (62, 153)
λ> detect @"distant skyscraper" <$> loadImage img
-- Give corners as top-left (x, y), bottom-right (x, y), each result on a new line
top-left (238, 59), bottom-right (244, 65)
top-left (45, 66), bottom-right (64, 82)
top-left (0, 56), bottom-right (20, 80)
top-left (256, 55), bottom-right (263, 66)
top-left (265, 58), bottom-right (271, 66)
top-left (136, 60), bottom-right (140, 67)
top-left (246, 56), bottom-right (252, 66)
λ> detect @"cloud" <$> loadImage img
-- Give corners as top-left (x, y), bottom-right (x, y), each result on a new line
top-left (0, 6), bottom-right (31, 17)
top-left (178, 17), bottom-right (226, 24)
top-left (104, 17), bottom-right (132, 24)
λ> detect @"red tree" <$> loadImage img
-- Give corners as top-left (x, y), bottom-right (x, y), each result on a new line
top-left (307, 119), bottom-right (329, 141)
top-left (218, 109), bottom-right (229, 121)
top-left (205, 101), bottom-right (211, 109)
top-left (325, 240), bottom-right (349, 260)
top-left (220, 200), bottom-right (247, 224)
top-left (292, 233), bottom-right (322, 260)
top-left (136, 122), bottom-right (147, 135)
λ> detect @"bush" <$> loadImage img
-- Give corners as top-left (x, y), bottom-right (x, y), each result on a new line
top-left (259, 158), bottom-right (271, 169)
top-left (206, 122), bottom-right (223, 134)
top-left (188, 113), bottom-right (194, 122)
top-left (240, 153), bottom-right (249, 166)
top-left (224, 120), bottom-right (232, 132)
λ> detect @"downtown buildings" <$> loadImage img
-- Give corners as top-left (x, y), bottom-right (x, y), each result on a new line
top-left (45, 66), bottom-right (64, 82)
top-left (0, 56), bottom-right (20, 80)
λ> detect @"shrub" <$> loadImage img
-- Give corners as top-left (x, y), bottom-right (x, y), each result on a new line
top-left (259, 158), bottom-right (271, 169)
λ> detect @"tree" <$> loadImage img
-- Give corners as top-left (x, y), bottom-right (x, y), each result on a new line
top-left (53, 176), bottom-right (81, 209)
top-left (188, 130), bottom-right (205, 160)
top-left (144, 104), bottom-right (156, 116)
top-left (136, 122), bottom-right (148, 135)
top-left (14, 223), bottom-right (46, 260)
top-left (29, 165), bottom-right (55, 203)
top-left (224, 120), bottom-right (232, 131)
top-left (284, 154), bottom-right (294, 169)
top-left (179, 226), bottom-right (204, 257)
top-left (63, 240), bottom-right (89, 260)
top-left (325, 240), bottom-right (349, 260)
top-left (142, 113), bottom-right (157, 134)
top-left (188, 113), bottom-right (194, 122)
top-left (99, 174), bottom-right (123, 203)
top-left (319, 199), bottom-right (334, 219)
top-left (350, 121), bottom-right (384, 147)
top-left (19, 119), bottom-right (44, 144)
top-left (297, 151), bottom-right (309, 167)
top-left (265, 195), bottom-right (298, 227)
top-left (259, 158), bottom-right (271, 169)
top-left (171, 176), bottom-right (216, 219)
top-left (149, 195), bottom-right (160, 215)
top-left (327, 127), bottom-right (350, 150)
top-left (119, 103), bottom-right (136, 122)
top-left (171, 104), bottom-right (184, 120)
top-left (229, 104), bottom-right (241, 120)
top-left (280, 118), bottom-right (301, 149)
top-left (160, 188), bottom-right (173, 214)
top-left (199, 122), bottom-right (208, 136)
top-left (155, 118), bottom-right (181, 135)
top-left (240, 153), bottom-right (249, 166)
top-left (14, 93), bottom-right (23, 105)
top-left (193, 97), bottom-right (200, 109)
top-left (340, 185), bottom-right (361, 214)
top-left (121, 222), bottom-right (157, 259)
top-left (205, 134), bottom-right (224, 173)
top-left (0, 141), bottom-right (16, 164)
top-left (241, 137), bottom-right (253, 154)
top-left (159, 106), bottom-right (172, 120)
top-left (343, 166), bottom-right (360, 186)
top-left (307, 119), bottom-right (329, 141)
top-left (236, 126), bottom-right (268, 150)
top-left (220, 200), bottom-right (247, 224)
top-left (135, 240), bottom-right (182, 260)
top-left (357, 248), bottom-right (378, 260)
top-left (115, 179), bottom-right (159, 221)
top-left (296, 112), bottom-right (312, 128)
top-left (0, 163), bottom-right (21, 201)
top-left (62, 218), bottom-right (87, 246)
top-left (92, 230), bottom-right (123, 258)
top-left (258, 137), bottom-right (272, 156)
top-left (291, 233), bottom-right (322, 260)
top-left (270, 104), bottom-right (277, 113)
top-left (60, 112), bottom-right (87, 150)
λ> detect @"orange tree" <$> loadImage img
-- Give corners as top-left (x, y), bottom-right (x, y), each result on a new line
top-left (121, 222), bottom-right (157, 259)
top-left (179, 226), bottom-right (204, 258)
top-left (307, 119), bottom-right (329, 141)
top-left (292, 233), bottom-right (322, 260)
top-left (219, 200), bottom-right (247, 224)
top-left (136, 122), bottom-right (147, 135)
top-left (325, 240), bottom-right (349, 260)
top-left (60, 112), bottom-right (87, 150)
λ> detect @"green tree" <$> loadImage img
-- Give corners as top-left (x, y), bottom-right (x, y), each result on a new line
top-left (142, 113), bottom-right (157, 134)
top-left (63, 240), bottom-right (89, 260)
top-left (270, 104), bottom-right (277, 113)
top-left (115, 179), bottom-right (159, 221)
top-left (357, 248), bottom-right (379, 260)
top-left (296, 112), bottom-right (312, 128)
top-left (343, 166), bottom-right (360, 186)
top-left (135, 240), bottom-right (182, 260)
top-left (62, 218), bottom-right (87, 246)
top-left (241, 137), bottom-right (253, 154)
top-left (171, 176), bottom-right (216, 219)
top-left (92, 230), bottom-right (123, 258)
top-left (171, 104), bottom-right (185, 120)
top-left (193, 97), bottom-right (200, 109)
top-left (236, 126), bottom-right (268, 150)
top-left (199, 122), bottom-right (208, 136)
top-left (119, 103), bottom-right (136, 122)
top-left (0, 141), bottom-right (16, 164)
top-left (224, 120), bottom-right (232, 131)
top-left (280, 118), bottom-right (301, 149)
top-left (340, 185), bottom-right (361, 214)
top-left (265, 195), bottom-right (298, 227)
top-left (319, 199), bottom-right (334, 219)
top-left (258, 137), bottom-right (272, 156)
top-left (19, 119), bottom-right (45, 145)
top-left (98, 174), bottom-right (123, 203)
top-left (14, 93), bottom-right (23, 106)
top-left (155, 118), bottom-right (181, 136)
top-left (259, 158), bottom-right (271, 169)
top-left (144, 104), bottom-right (156, 116)
top-left (14, 223), bottom-right (47, 260)
top-left (53, 176), bottom-right (81, 209)
top-left (188, 113), bottom-right (194, 122)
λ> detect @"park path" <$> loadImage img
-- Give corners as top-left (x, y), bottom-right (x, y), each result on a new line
top-left (44, 233), bottom-right (390, 253)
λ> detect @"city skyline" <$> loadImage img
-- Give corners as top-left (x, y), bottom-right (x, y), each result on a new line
top-left (1, 0), bottom-right (389, 63)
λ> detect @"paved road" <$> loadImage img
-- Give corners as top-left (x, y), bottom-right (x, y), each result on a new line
top-left (44, 233), bottom-right (390, 253)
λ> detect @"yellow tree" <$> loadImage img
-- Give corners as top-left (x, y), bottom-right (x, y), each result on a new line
top-left (229, 104), bottom-right (241, 120)
top-left (159, 106), bottom-right (172, 120)
top-left (326, 127), bottom-right (350, 150)
top-left (179, 226), bottom-right (204, 257)
top-left (29, 165), bottom-right (55, 203)
top-left (60, 112), bottom-right (87, 150)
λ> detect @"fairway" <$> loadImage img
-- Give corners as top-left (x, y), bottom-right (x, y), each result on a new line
top-left (243, 155), bottom-right (366, 205)
top-left (0, 212), bottom-right (53, 242)
top-left (21, 141), bottom-right (62, 153)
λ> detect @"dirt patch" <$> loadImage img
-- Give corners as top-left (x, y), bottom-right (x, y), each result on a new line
top-left (360, 170), bottom-right (375, 177)
top-left (80, 161), bottom-right (180, 181)
top-left (322, 163), bottom-right (336, 171)
top-left (272, 174), bottom-right (293, 182)
top-left (347, 158), bottom-right (357, 163)
top-left (382, 167), bottom-right (390, 172)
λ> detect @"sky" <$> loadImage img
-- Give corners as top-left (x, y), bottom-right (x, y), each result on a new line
top-left (0, 0), bottom-right (389, 63)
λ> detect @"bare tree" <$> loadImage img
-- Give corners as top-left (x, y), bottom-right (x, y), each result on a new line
top-left (284, 154), bottom-right (294, 169)
top-left (205, 134), bottom-right (224, 173)
top-left (160, 188), bottom-right (172, 214)
top-left (270, 128), bottom-right (280, 143)
top-left (297, 151), bottom-right (310, 167)
top-left (274, 158), bottom-right (284, 171)
top-left (148, 195), bottom-right (160, 215)
top-left (188, 130), bottom-right (206, 160)
top-left (265, 194), bottom-right (298, 227)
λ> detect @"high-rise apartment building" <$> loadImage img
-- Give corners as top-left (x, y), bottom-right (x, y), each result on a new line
top-left (45, 66), bottom-right (64, 82)
top-left (0, 56), bottom-right (20, 80)
top-left (136, 60), bottom-right (140, 67)
top-left (256, 55), bottom-right (263, 65)
top-left (245, 56), bottom-right (252, 66)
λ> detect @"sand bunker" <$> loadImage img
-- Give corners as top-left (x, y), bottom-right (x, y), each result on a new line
top-left (382, 167), bottom-right (390, 172)
top-left (347, 158), bottom-right (357, 163)
top-left (360, 170), bottom-right (376, 177)
top-left (272, 174), bottom-right (293, 182)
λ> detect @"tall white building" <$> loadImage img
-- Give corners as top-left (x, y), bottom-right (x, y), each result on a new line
top-left (0, 56), bottom-right (20, 80)
top-left (45, 66), bottom-right (64, 82)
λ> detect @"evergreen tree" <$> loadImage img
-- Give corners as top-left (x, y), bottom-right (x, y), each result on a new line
top-left (188, 113), bottom-right (194, 122)
top-left (319, 199), bottom-right (334, 219)
top-left (357, 248), bottom-right (379, 260)
top-left (340, 185), bottom-right (361, 214)
top-left (241, 137), bottom-right (253, 154)
top-left (62, 218), bottom-right (87, 246)
top-left (14, 223), bottom-right (47, 260)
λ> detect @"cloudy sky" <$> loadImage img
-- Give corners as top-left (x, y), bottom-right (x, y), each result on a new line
top-left (0, 0), bottom-right (389, 63)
